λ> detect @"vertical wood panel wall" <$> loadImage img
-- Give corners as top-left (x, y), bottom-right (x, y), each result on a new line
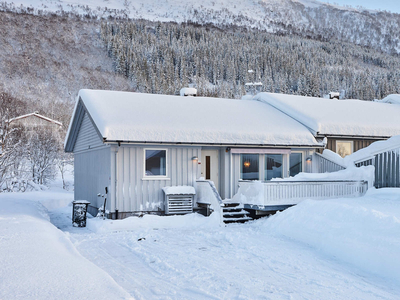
top-left (74, 112), bottom-right (104, 152)
top-left (74, 147), bottom-right (111, 216)
top-left (115, 145), bottom-right (200, 214)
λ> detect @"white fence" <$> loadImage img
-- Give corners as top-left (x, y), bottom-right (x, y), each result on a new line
top-left (238, 180), bottom-right (368, 207)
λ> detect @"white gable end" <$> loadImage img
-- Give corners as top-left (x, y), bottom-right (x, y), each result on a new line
top-left (74, 112), bottom-right (105, 152)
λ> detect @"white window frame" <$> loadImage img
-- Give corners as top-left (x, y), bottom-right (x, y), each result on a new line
top-left (263, 153), bottom-right (284, 181)
top-left (238, 152), bottom-right (288, 181)
top-left (143, 148), bottom-right (170, 180)
top-left (289, 151), bottom-right (304, 177)
top-left (240, 153), bottom-right (260, 180)
top-left (336, 140), bottom-right (354, 158)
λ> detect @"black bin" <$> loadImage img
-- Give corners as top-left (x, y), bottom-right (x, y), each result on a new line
top-left (72, 200), bottom-right (90, 227)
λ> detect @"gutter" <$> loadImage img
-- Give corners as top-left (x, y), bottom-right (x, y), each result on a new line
top-left (103, 140), bottom-right (325, 149)
top-left (315, 134), bottom-right (392, 140)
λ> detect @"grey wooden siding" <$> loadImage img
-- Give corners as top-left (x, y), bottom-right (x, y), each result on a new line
top-left (74, 147), bottom-right (111, 215)
top-left (115, 145), bottom-right (200, 213)
top-left (74, 112), bottom-right (104, 152)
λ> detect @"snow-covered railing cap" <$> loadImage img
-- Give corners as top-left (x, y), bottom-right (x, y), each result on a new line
top-left (72, 200), bottom-right (91, 204)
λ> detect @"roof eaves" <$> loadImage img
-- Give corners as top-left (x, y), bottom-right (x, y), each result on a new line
top-left (103, 140), bottom-right (325, 148)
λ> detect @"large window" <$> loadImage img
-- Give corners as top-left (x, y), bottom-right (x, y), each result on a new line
top-left (265, 154), bottom-right (283, 180)
top-left (290, 153), bottom-right (302, 177)
top-left (145, 149), bottom-right (166, 177)
top-left (336, 141), bottom-right (353, 158)
top-left (240, 154), bottom-right (259, 180)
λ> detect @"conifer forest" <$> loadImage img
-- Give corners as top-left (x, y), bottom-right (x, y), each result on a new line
top-left (101, 20), bottom-right (400, 100)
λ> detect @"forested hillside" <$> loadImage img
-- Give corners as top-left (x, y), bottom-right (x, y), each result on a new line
top-left (0, 11), bottom-right (133, 128)
top-left (102, 20), bottom-right (400, 99)
top-left (0, 11), bottom-right (133, 191)
top-left (2, 0), bottom-right (400, 55)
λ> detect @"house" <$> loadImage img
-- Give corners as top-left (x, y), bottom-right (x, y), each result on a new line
top-left (8, 112), bottom-right (62, 131)
top-left (64, 89), bottom-right (325, 219)
top-left (254, 93), bottom-right (400, 158)
top-left (180, 87), bottom-right (197, 97)
top-left (328, 92), bottom-right (340, 100)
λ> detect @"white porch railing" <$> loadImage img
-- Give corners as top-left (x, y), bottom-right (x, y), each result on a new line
top-left (237, 180), bottom-right (368, 207)
top-left (313, 152), bottom-right (345, 173)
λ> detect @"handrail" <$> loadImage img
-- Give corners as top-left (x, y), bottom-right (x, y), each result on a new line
top-left (196, 180), bottom-right (223, 205)
top-left (313, 152), bottom-right (345, 173)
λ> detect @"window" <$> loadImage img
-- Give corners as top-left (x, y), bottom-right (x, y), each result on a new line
top-left (240, 154), bottom-right (259, 180)
top-left (145, 149), bottom-right (166, 177)
top-left (290, 153), bottom-right (302, 177)
top-left (336, 141), bottom-right (353, 158)
top-left (265, 154), bottom-right (283, 180)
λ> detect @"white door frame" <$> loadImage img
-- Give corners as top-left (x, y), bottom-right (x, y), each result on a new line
top-left (201, 149), bottom-right (219, 191)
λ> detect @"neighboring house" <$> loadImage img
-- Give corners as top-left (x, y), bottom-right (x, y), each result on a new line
top-left (254, 93), bottom-right (400, 158)
top-left (64, 89), bottom-right (324, 219)
top-left (8, 112), bottom-right (62, 133)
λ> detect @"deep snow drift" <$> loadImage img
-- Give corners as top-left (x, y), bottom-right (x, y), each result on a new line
top-left (1, 187), bottom-right (400, 299)
top-left (0, 190), bottom-right (131, 299)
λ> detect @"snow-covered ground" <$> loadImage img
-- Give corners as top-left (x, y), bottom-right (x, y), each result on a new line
top-left (1, 187), bottom-right (400, 299)
top-left (0, 188), bottom-right (131, 299)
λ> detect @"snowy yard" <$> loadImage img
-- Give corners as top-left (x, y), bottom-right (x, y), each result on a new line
top-left (1, 188), bottom-right (400, 299)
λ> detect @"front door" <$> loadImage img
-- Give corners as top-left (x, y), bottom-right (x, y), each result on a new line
top-left (201, 150), bottom-right (219, 191)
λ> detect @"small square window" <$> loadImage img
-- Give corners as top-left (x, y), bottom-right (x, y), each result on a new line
top-left (145, 149), bottom-right (166, 176)
top-left (336, 141), bottom-right (353, 158)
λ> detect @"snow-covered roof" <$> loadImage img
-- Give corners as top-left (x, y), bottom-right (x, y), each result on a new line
top-left (376, 94), bottom-right (400, 105)
top-left (8, 112), bottom-right (62, 126)
top-left (255, 92), bottom-right (400, 138)
top-left (67, 89), bottom-right (322, 148)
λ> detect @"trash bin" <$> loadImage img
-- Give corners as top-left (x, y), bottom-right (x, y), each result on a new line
top-left (72, 200), bottom-right (90, 227)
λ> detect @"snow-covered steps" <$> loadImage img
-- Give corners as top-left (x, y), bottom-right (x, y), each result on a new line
top-left (222, 203), bottom-right (252, 224)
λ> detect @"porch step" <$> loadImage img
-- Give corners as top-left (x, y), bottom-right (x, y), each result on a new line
top-left (223, 216), bottom-right (253, 224)
top-left (222, 202), bottom-right (252, 224)
top-left (223, 202), bottom-right (241, 208)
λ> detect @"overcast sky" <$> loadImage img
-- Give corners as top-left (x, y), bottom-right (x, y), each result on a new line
top-left (321, 0), bottom-right (399, 13)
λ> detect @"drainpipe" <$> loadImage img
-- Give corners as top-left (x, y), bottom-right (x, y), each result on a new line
top-left (229, 149), bottom-right (233, 198)
top-left (110, 146), bottom-right (119, 219)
